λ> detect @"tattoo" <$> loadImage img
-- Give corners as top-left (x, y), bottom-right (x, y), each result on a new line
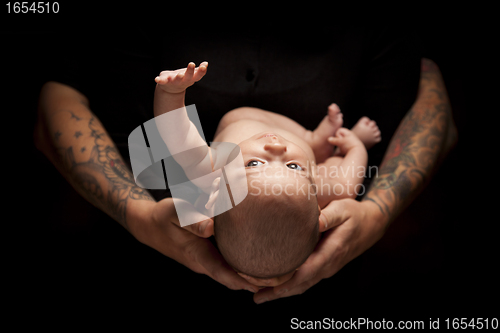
top-left (69, 111), bottom-right (82, 121)
top-left (363, 58), bottom-right (451, 222)
top-left (55, 111), bottom-right (154, 229)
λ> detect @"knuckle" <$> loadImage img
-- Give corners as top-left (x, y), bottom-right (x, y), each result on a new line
top-left (295, 286), bottom-right (307, 296)
top-left (183, 241), bottom-right (198, 264)
top-left (188, 224), bottom-right (201, 237)
top-left (211, 269), bottom-right (221, 282)
top-left (208, 263), bottom-right (225, 282)
top-left (226, 284), bottom-right (238, 291)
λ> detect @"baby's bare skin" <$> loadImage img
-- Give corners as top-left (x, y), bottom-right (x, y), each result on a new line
top-left (214, 105), bottom-right (378, 207)
top-left (153, 62), bottom-right (382, 287)
top-left (214, 104), bottom-right (343, 164)
top-left (154, 62), bottom-right (381, 208)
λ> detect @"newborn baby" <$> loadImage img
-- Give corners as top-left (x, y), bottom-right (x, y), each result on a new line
top-left (154, 62), bottom-right (381, 280)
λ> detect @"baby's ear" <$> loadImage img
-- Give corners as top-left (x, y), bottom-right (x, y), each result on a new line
top-left (205, 176), bottom-right (221, 210)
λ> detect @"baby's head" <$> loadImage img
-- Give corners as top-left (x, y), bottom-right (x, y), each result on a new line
top-left (214, 176), bottom-right (320, 279)
top-left (213, 132), bottom-right (320, 279)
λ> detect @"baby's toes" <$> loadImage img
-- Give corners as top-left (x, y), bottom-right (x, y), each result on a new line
top-left (370, 121), bottom-right (381, 135)
top-left (328, 103), bottom-right (341, 115)
top-left (372, 126), bottom-right (381, 142)
top-left (359, 116), bottom-right (370, 126)
top-left (327, 103), bottom-right (343, 127)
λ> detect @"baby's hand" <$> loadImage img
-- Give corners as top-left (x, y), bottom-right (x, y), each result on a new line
top-left (155, 62), bottom-right (208, 94)
top-left (328, 128), bottom-right (363, 156)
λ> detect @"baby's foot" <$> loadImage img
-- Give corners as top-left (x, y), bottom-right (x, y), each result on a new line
top-left (155, 61), bottom-right (208, 94)
top-left (310, 103), bottom-right (344, 163)
top-left (350, 117), bottom-right (381, 149)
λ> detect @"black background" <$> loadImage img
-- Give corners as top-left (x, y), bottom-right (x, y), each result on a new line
top-left (3, 4), bottom-right (495, 329)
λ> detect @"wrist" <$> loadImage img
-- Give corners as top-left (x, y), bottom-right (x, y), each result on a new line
top-left (154, 87), bottom-right (186, 116)
top-left (126, 198), bottom-right (157, 243)
top-left (155, 84), bottom-right (187, 98)
top-left (361, 198), bottom-right (389, 235)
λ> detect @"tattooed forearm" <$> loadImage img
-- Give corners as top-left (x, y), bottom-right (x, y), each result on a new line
top-left (363, 58), bottom-right (457, 224)
top-left (54, 110), bottom-right (154, 230)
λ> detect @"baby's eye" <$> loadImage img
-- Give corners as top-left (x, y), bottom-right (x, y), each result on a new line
top-left (247, 160), bottom-right (264, 167)
top-left (287, 163), bottom-right (303, 170)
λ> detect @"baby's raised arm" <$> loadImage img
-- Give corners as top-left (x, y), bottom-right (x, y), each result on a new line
top-left (153, 62), bottom-right (217, 192)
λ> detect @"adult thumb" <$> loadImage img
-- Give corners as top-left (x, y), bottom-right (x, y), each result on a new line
top-left (319, 199), bottom-right (351, 232)
top-left (169, 199), bottom-right (214, 238)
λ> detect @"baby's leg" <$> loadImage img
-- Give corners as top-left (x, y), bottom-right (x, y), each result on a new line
top-left (308, 103), bottom-right (344, 163)
top-left (350, 117), bottom-right (381, 149)
top-left (316, 128), bottom-right (367, 207)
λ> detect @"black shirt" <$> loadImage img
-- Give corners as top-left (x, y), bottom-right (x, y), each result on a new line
top-left (39, 19), bottom-right (424, 319)
top-left (51, 22), bottom-right (421, 187)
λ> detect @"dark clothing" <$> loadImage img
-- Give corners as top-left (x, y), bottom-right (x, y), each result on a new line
top-left (41, 21), bottom-right (425, 320)
top-left (52, 23), bottom-right (421, 197)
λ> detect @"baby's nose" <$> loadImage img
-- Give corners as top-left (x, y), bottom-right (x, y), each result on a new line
top-left (264, 142), bottom-right (287, 153)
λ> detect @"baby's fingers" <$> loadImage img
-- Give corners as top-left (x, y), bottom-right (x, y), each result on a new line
top-left (155, 70), bottom-right (177, 84)
top-left (327, 136), bottom-right (344, 147)
top-left (184, 62), bottom-right (195, 81)
top-left (193, 61), bottom-right (208, 81)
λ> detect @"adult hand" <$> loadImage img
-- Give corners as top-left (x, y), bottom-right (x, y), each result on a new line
top-left (128, 198), bottom-right (260, 293)
top-left (251, 198), bottom-right (387, 304)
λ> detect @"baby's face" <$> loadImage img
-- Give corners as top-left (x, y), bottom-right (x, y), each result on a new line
top-left (238, 132), bottom-right (319, 213)
top-left (239, 132), bottom-right (313, 179)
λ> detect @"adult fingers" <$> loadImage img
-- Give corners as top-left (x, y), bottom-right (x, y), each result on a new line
top-left (185, 219), bottom-right (214, 238)
top-left (318, 199), bottom-right (351, 232)
top-left (191, 240), bottom-right (260, 293)
top-left (252, 245), bottom-right (328, 304)
top-left (168, 199), bottom-right (214, 238)
top-left (252, 263), bottom-right (324, 304)
top-left (237, 269), bottom-right (295, 288)
top-left (254, 277), bottom-right (323, 304)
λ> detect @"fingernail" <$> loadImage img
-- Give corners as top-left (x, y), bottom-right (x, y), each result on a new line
top-left (199, 221), bottom-right (206, 234)
top-left (256, 298), bottom-right (268, 304)
top-left (245, 287), bottom-right (257, 293)
top-left (277, 288), bottom-right (287, 295)
top-left (320, 214), bottom-right (327, 230)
